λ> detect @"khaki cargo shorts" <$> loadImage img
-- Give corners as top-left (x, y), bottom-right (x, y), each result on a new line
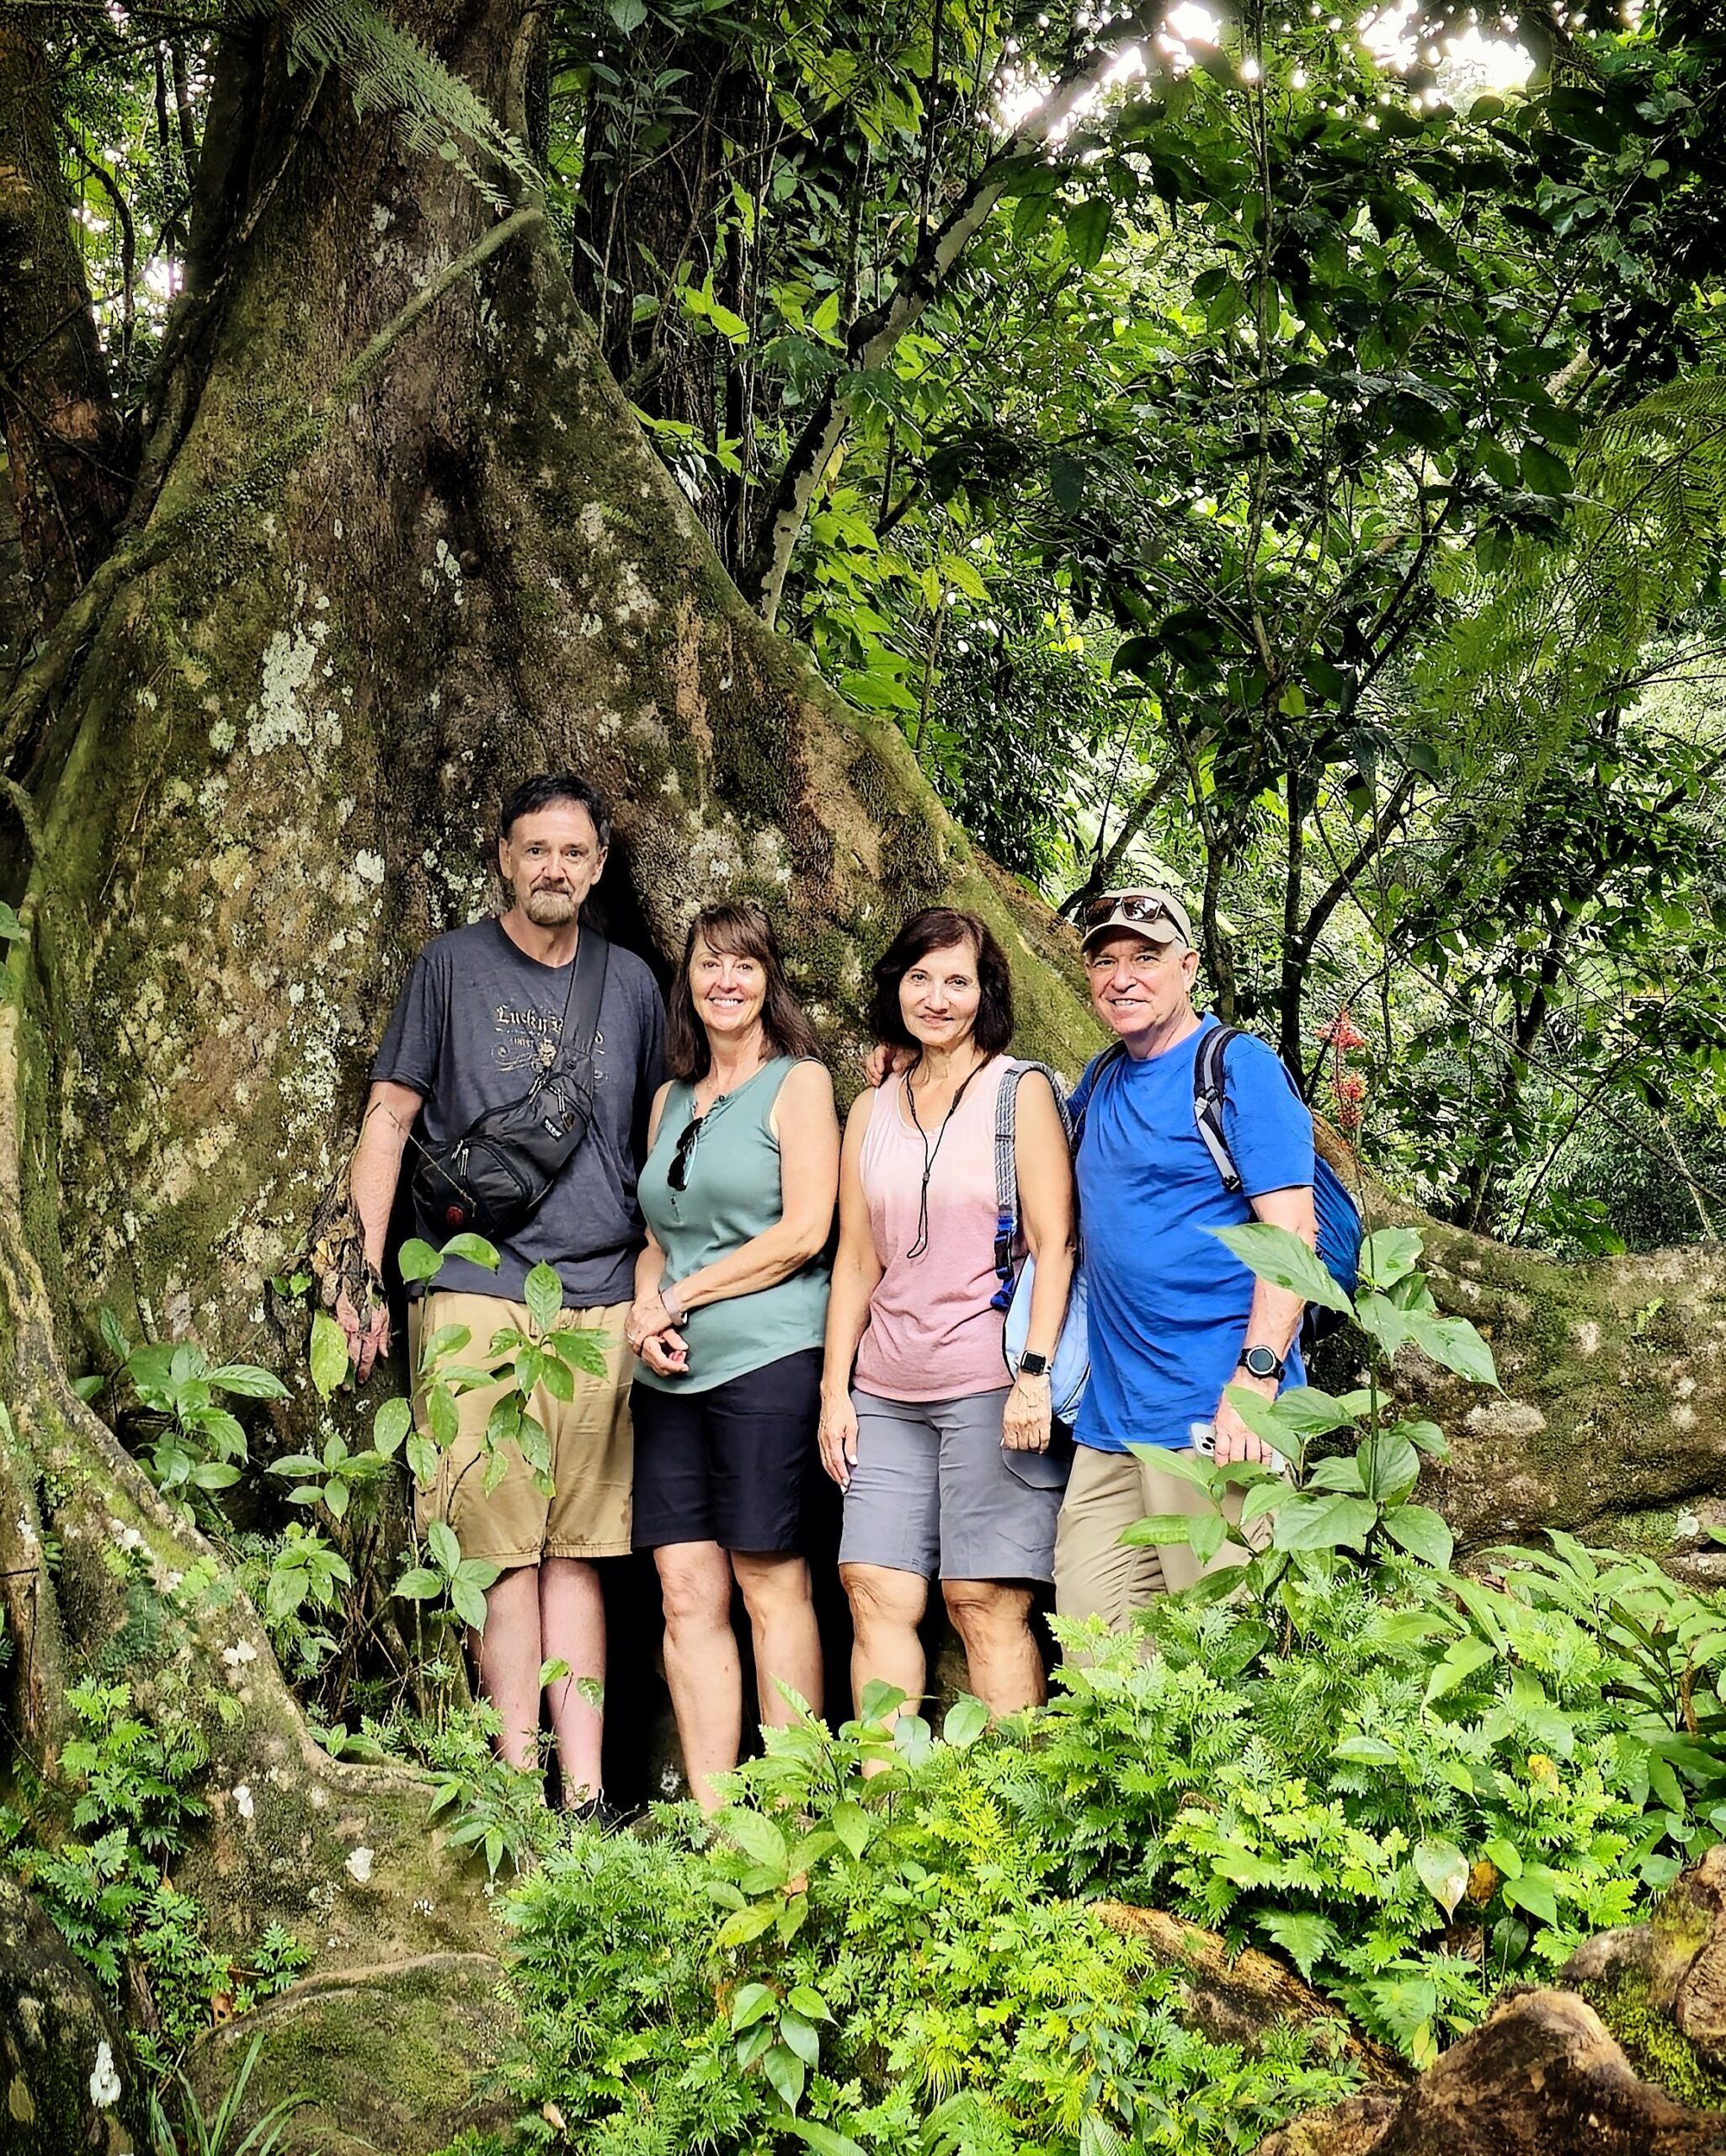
top-left (409, 1290), bottom-right (633, 1569)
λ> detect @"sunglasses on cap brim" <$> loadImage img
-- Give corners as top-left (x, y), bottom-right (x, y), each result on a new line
top-left (1084, 894), bottom-right (1181, 932)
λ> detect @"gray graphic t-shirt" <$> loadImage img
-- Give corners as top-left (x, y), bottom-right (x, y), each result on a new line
top-left (371, 918), bottom-right (665, 1305)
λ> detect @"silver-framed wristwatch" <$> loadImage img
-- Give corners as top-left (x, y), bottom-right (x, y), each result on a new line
top-left (1016, 1350), bottom-right (1050, 1379)
top-left (1238, 1344), bottom-right (1286, 1382)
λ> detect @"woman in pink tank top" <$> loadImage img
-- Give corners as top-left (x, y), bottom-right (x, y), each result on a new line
top-left (820, 908), bottom-right (1076, 1723)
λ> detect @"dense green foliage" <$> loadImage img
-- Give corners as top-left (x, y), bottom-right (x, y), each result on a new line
top-left (493, 1534), bottom-right (1726, 2150)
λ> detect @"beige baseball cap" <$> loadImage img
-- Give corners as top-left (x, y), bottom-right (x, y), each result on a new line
top-left (1079, 887), bottom-right (1194, 953)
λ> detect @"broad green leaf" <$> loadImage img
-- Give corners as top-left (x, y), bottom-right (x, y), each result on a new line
top-left (99, 1305), bottom-right (131, 1363)
top-left (1334, 1733), bottom-right (1398, 1763)
top-left (393, 1566), bottom-right (442, 1599)
top-left (1265, 1385), bottom-right (1358, 1437)
top-left (1360, 1228), bottom-right (1423, 1289)
top-left (943, 1695), bottom-right (989, 1748)
top-left (309, 1310), bottom-right (349, 1399)
top-left (1275, 1493), bottom-right (1378, 1553)
top-left (190, 1461), bottom-right (242, 1490)
top-left (426, 1520), bottom-right (461, 1576)
top-left (724, 1810), bottom-right (790, 1874)
top-left (1358, 1430), bottom-right (1420, 1502)
top-left (0, 901), bottom-right (26, 942)
top-left (775, 2116), bottom-right (864, 2156)
top-left (1504, 1870), bottom-right (1559, 1927)
top-left (1385, 1504), bottom-right (1454, 1569)
top-left (450, 1575), bottom-right (489, 1630)
top-left (538, 1657), bottom-right (570, 1686)
top-left (787, 1986), bottom-right (832, 2022)
top-left (405, 1432), bottom-right (439, 1488)
top-left (441, 1232), bottom-right (501, 1270)
top-left (1065, 196), bottom-right (1114, 269)
top-left (373, 1396), bottom-right (413, 1454)
top-left (730, 1982), bottom-right (776, 2031)
top-left (779, 2009), bottom-right (821, 2068)
top-left (1127, 1442), bottom-right (1222, 1492)
top-left (1404, 1313), bottom-right (1500, 1388)
top-left (762, 2042), bottom-right (806, 2113)
top-left (831, 1801), bottom-right (871, 1860)
top-left (524, 1262), bottom-right (564, 1334)
top-left (208, 1363), bottom-right (290, 1399)
top-left (547, 1326), bottom-right (610, 1378)
top-left (1120, 1513), bottom-right (1200, 1548)
top-left (426, 1384), bottom-right (460, 1450)
top-left (398, 1238), bottom-right (444, 1284)
top-left (608, 0), bottom-right (647, 30)
top-left (1424, 1634), bottom-right (1498, 1705)
top-left (1414, 1836), bottom-right (1469, 1917)
top-left (1188, 1510), bottom-right (1228, 1566)
top-left (1353, 1293), bottom-right (1413, 1360)
top-left (856, 1679), bottom-right (907, 1725)
top-left (1211, 1223), bottom-right (1354, 1315)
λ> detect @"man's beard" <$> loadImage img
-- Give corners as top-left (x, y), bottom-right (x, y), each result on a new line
top-left (523, 883), bottom-right (579, 926)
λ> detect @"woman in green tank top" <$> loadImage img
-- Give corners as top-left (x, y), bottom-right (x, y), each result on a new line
top-left (626, 902), bottom-right (839, 1812)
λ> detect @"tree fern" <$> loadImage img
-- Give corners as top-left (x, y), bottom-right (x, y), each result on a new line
top-left (61, 0), bottom-right (538, 211)
top-left (1409, 373), bottom-right (1726, 878)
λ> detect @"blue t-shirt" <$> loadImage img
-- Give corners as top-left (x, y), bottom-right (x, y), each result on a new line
top-left (1073, 1017), bottom-right (1316, 1453)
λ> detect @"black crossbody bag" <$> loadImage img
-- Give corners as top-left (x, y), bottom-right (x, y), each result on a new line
top-left (410, 928), bottom-right (611, 1246)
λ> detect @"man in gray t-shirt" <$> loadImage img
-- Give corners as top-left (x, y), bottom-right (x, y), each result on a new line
top-left (342, 771), bottom-right (664, 1819)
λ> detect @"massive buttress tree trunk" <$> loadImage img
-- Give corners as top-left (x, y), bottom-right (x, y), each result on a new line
top-left (0, 3), bottom-right (1724, 2144)
top-left (0, 5), bottom-right (1090, 2139)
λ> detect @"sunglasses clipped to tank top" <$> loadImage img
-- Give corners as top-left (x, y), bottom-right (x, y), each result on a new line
top-left (410, 928), bottom-right (611, 1246)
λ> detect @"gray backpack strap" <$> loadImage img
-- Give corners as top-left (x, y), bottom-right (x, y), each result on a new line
top-left (991, 1061), bottom-right (1073, 1306)
top-left (1192, 1025), bottom-right (1244, 1194)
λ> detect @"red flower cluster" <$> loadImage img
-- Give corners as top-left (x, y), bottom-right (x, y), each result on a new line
top-left (1323, 1006), bottom-right (1367, 1134)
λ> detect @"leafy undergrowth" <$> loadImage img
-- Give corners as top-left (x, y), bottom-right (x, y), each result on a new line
top-left (493, 1546), bottom-right (1726, 2156)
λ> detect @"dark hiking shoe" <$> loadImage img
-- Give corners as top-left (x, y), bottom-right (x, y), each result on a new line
top-left (565, 1790), bottom-right (630, 1834)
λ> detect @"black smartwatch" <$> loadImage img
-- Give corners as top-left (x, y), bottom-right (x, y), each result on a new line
top-left (1017, 1351), bottom-right (1050, 1378)
top-left (1238, 1345), bottom-right (1287, 1382)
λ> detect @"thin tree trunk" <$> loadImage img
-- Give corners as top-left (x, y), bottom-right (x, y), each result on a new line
top-left (0, 23), bottom-right (130, 650)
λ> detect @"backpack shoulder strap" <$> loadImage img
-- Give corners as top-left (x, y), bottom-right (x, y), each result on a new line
top-left (1192, 1023), bottom-right (1244, 1194)
top-left (1069, 1040), bottom-right (1127, 1146)
top-left (990, 1061), bottom-right (1072, 1308)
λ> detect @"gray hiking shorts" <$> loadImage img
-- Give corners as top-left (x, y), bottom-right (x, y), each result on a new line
top-left (838, 1387), bottom-right (1068, 1584)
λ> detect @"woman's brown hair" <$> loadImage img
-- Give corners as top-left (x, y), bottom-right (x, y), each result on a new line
top-left (665, 900), bottom-right (823, 1081)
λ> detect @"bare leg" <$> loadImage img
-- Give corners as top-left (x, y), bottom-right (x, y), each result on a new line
top-left (471, 1561), bottom-right (543, 1772)
top-left (843, 1561), bottom-right (930, 1722)
top-left (732, 1551), bottom-right (823, 1727)
top-left (540, 1554), bottom-right (607, 1805)
top-left (656, 1540), bottom-right (743, 1813)
top-left (942, 1580), bottom-right (1044, 1716)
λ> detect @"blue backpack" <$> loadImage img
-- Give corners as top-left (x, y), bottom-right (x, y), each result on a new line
top-left (1075, 1028), bottom-right (1363, 1341)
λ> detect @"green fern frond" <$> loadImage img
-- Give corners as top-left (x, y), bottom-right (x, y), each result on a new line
top-left (1406, 373), bottom-right (1726, 881)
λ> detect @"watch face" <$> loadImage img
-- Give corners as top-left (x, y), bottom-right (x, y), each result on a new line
top-left (1019, 1353), bottom-right (1049, 1376)
top-left (1242, 1348), bottom-right (1281, 1379)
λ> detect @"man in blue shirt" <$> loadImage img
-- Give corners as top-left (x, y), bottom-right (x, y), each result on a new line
top-left (1053, 889), bottom-right (1317, 1630)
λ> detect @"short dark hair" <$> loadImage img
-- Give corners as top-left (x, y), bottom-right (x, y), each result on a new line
top-left (666, 900), bottom-right (823, 1082)
top-left (498, 771), bottom-right (611, 848)
top-left (866, 907), bottom-right (1014, 1059)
